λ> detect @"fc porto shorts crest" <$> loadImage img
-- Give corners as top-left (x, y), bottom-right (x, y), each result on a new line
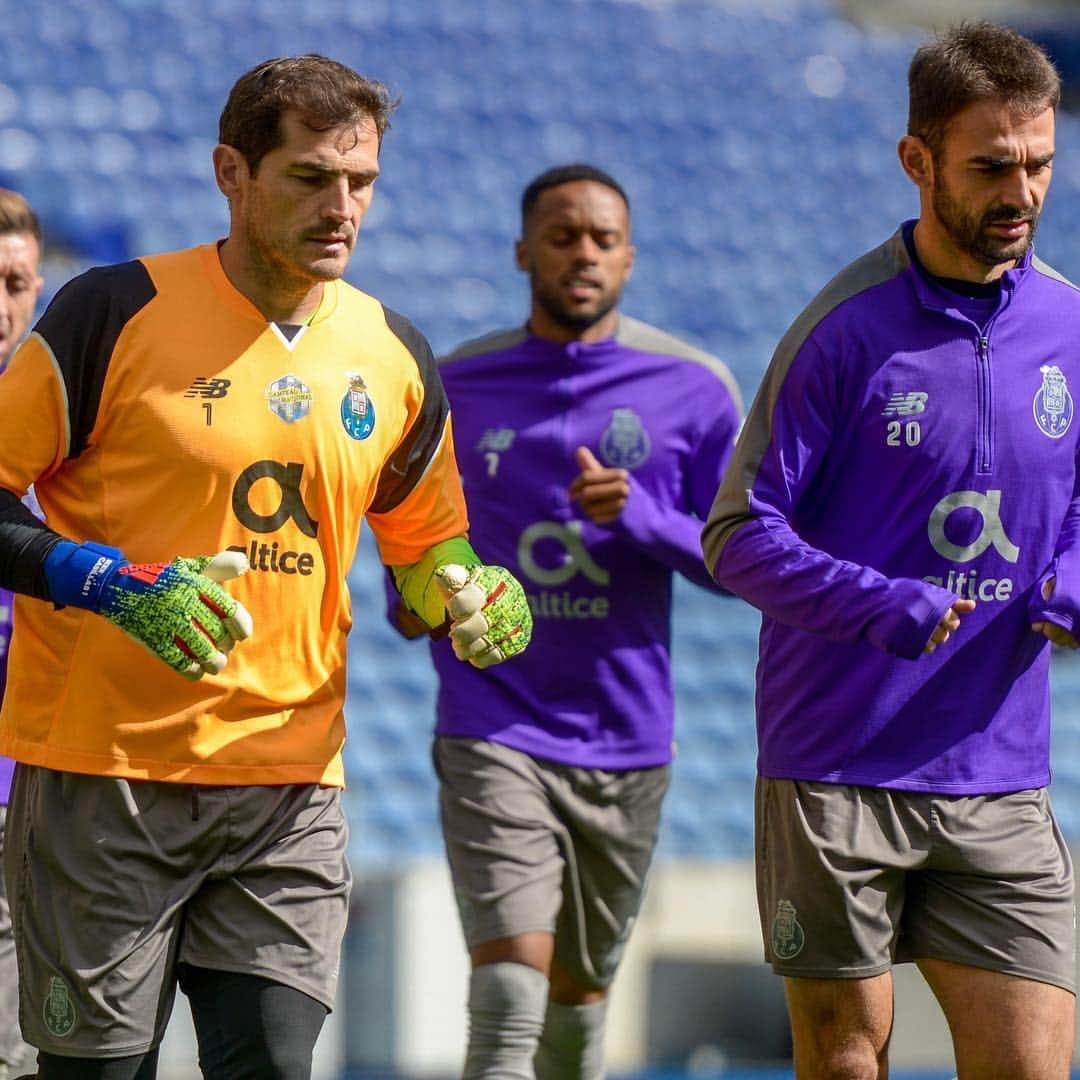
top-left (435, 736), bottom-right (670, 991)
top-left (755, 777), bottom-right (1075, 991)
top-left (4, 766), bottom-right (350, 1056)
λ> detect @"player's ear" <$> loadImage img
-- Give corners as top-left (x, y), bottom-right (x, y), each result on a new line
top-left (515, 238), bottom-right (529, 273)
top-left (213, 143), bottom-right (247, 200)
top-left (898, 135), bottom-right (934, 189)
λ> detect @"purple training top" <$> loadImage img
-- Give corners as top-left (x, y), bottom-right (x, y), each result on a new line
top-left (428, 316), bottom-right (742, 770)
top-left (704, 223), bottom-right (1080, 795)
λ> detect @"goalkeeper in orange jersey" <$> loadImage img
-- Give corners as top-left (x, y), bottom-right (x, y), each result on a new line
top-left (0, 55), bottom-right (529, 1078)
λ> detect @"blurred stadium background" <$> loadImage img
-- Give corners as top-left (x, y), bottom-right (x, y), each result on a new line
top-left (4, 0), bottom-right (1080, 1075)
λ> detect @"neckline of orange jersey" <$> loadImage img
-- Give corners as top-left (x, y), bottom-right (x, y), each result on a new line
top-left (200, 242), bottom-right (340, 327)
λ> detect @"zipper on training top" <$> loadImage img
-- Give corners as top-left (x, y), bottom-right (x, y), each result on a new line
top-left (975, 335), bottom-right (993, 475)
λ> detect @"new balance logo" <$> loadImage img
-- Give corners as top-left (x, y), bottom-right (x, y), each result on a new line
top-left (883, 391), bottom-right (928, 417)
top-left (185, 377), bottom-right (232, 400)
top-left (476, 428), bottom-right (516, 453)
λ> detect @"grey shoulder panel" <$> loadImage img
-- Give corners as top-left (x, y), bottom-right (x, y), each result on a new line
top-left (1031, 255), bottom-right (1080, 294)
top-left (746, 230), bottom-right (909, 444)
top-left (616, 315), bottom-right (743, 411)
top-left (439, 327), bottom-right (527, 366)
top-left (773, 230), bottom-right (910, 374)
top-left (702, 231), bottom-right (909, 567)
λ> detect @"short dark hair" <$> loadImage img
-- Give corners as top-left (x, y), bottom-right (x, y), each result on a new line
top-left (0, 188), bottom-right (41, 245)
top-left (521, 164), bottom-right (629, 225)
top-left (219, 54), bottom-right (398, 174)
top-left (908, 22), bottom-right (1060, 155)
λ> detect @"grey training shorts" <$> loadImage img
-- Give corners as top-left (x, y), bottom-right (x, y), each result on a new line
top-left (0, 803), bottom-right (35, 1072)
top-left (435, 737), bottom-right (670, 991)
top-left (755, 777), bottom-right (1076, 991)
top-left (4, 765), bottom-right (351, 1057)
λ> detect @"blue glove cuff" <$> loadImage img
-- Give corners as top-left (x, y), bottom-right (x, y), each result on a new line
top-left (44, 540), bottom-right (126, 611)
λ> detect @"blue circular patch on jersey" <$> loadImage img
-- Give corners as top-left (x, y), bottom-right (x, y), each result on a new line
top-left (341, 392), bottom-right (376, 440)
top-left (1034, 385), bottom-right (1074, 439)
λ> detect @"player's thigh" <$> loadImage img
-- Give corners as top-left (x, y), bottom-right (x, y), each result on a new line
top-left (435, 738), bottom-right (565, 949)
top-left (181, 783), bottom-right (351, 1012)
top-left (7, 766), bottom-right (193, 1057)
top-left (919, 958), bottom-right (1074, 1079)
top-left (550, 762), bottom-right (670, 992)
top-left (755, 778), bottom-right (919, 978)
top-left (899, 788), bottom-right (1074, 991)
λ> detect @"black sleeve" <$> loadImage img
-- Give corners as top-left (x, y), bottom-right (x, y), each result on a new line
top-left (368, 306), bottom-right (452, 515)
top-left (34, 260), bottom-right (157, 458)
top-left (0, 490), bottom-right (63, 599)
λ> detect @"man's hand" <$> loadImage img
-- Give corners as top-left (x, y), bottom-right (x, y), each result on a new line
top-left (435, 563), bottom-right (532, 668)
top-left (45, 541), bottom-right (253, 679)
top-left (1031, 575), bottom-right (1080, 649)
top-left (569, 446), bottom-right (630, 526)
top-left (924, 597), bottom-right (976, 655)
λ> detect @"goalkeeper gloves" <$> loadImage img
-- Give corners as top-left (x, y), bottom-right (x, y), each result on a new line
top-left (391, 537), bottom-right (532, 668)
top-left (44, 541), bottom-right (253, 679)
top-left (435, 563), bottom-right (532, 669)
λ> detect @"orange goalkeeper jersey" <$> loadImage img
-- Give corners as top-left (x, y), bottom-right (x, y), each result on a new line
top-left (0, 244), bottom-right (467, 786)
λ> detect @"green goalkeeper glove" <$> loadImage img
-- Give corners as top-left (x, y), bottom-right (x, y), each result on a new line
top-left (44, 541), bottom-right (253, 679)
top-left (391, 537), bottom-right (532, 668)
top-left (435, 562), bottom-right (532, 668)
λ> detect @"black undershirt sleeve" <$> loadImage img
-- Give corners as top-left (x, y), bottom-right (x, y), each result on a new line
top-left (0, 489), bottom-right (63, 599)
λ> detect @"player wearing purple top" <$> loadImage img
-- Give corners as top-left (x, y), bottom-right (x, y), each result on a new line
top-left (0, 188), bottom-right (43, 1080)
top-left (703, 24), bottom-right (1076, 1079)
top-left (391, 164), bottom-right (741, 1078)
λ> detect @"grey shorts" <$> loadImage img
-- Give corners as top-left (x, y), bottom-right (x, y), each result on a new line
top-left (435, 737), bottom-right (670, 991)
top-left (755, 778), bottom-right (1076, 991)
top-left (0, 803), bottom-right (34, 1071)
top-left (4, 765), bottom-right (351, 1057)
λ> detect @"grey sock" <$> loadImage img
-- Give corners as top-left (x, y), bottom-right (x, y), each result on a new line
top-left (534, 997), bottom-right (608, 1080)
top-left (462, 961), bottom-right (549, 1080)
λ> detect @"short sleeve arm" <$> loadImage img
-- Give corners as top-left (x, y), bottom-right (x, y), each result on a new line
top-left (0, 333), bottom-right (69, 498)
top-left (366, 307), bottom-right (469, 565)
top-left (0, 261), bottom-right (156, 598)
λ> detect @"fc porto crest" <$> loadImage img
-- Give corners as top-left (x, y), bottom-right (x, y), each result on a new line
top-left (600, 408), bottom-right (651, 469)
top-left (265, 374), bottom-right (313, 424)
top-left (44, 975), bottom-right (77, 1037)
top-left (1034, 364), bottom-right (1073, 439)
top-left (771, 899), bottom-right (805, 961)
top-left (341, 373), bottom-right (376, 440)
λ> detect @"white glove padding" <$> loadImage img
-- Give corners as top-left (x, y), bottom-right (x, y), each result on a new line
top-left (195, 551), bottom-right (255, 668)
top-left (435, 563), bottom-right (533, 669)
